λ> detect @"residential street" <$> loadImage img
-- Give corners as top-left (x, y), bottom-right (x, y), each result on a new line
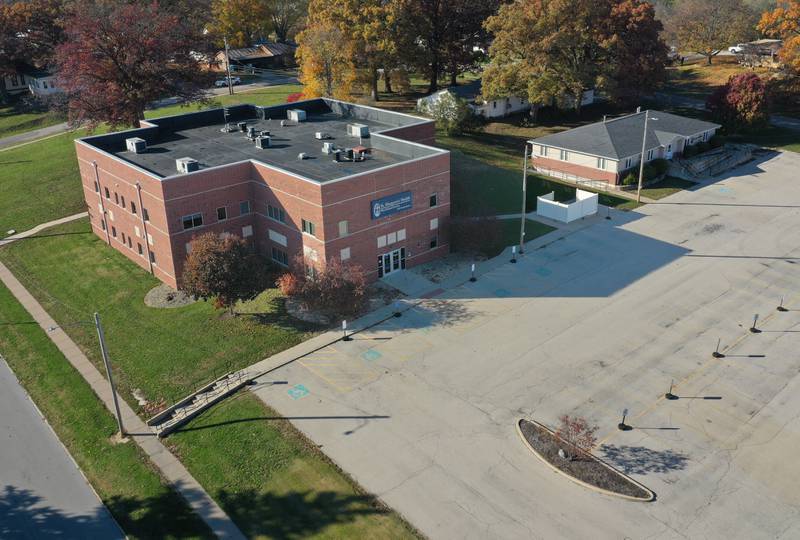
top-left (0, 358), bottom-right (124, 539)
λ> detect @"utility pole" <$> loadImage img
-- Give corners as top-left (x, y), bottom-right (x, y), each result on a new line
top-left (637, 110), bottom-right (658, 203)
top-left (519, 143), bottom-right (529, 254)
top-left (95, 312), bottom-right (125, 437)
top-left (224, 36), bottom-right (234, 96)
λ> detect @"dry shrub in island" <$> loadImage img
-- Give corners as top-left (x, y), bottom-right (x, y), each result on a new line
top-left (276, 257), bottom-right (367, 317)
top-left (555, 415), bottom-right (598, 461)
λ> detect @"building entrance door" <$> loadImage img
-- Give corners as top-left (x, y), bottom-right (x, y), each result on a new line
top-left (378, 247), bottom-right (406, 277)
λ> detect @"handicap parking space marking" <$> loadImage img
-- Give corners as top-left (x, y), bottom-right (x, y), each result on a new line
top-left (719, 186), bottom-right (732, 194)
top-left (287, 384), bottom-right (310, 399)
top-left (362, 349), bottom-right (382, 362)
top-left (535, 266), bottom-right (552, 277)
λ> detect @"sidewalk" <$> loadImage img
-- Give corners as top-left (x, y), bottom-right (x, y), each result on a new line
top-left (0, 229), bottom-right (245, 539)
top-left (0, 121), bottom-right (69, 151)
top-left (0, 212), bottom-right (88, 246)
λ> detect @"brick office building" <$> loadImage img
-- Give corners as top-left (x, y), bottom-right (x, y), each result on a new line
top-left (76, 99), bottom-right (450, 289)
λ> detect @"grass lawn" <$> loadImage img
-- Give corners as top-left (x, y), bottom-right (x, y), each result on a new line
top-left (488, 219), bottom-right (556, 258)
top-left (662, 56), bottom-right (772, 101)
top-left (638, 177), bottom-right (697, 200)
top-left (0, 283), bottom-right (212, 539)
top-left (168, 393), bottom-right (416, 539)
top-left (0, 219), bottom-right (316, 406)
top-left (0, 102), bottom-right (64, 139)
top-left (146, 84), bottom-right (303, 119)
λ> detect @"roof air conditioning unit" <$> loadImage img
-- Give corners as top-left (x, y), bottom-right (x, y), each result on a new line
top-left (347, 123), bottom-right (369, 137)
top-left (176, 157), bottom-right (199, 173)
top-left (247, 126), bottom-right (257, 139)
top-left (260, 130), bottom-right (270, 137)
top-left (315, 132), bottom-right (330, 140)
top-left (237, 121), bottom-right (248, 132)
top-left (125, 137), bottom-right (147, 153)
top-left (255, 135), bottom-right (270, 149)
top-left (287, 109), bottom-right (307, 122)
top-left (322, 141), bottom-right (335, 154)
top-left (297, 152), bottom-right (309, 160)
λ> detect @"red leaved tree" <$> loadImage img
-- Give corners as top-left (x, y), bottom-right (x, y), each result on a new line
top-left (55, 1), bottom-right (212, 129)
top-left (286, 92), bottom-right (305, 103)
top-left (276, 256), bottom-right (368, 317)
top-left (555, 415), bottom-right (598, 460)
top-left (706, 72), bottom-right (770, 133)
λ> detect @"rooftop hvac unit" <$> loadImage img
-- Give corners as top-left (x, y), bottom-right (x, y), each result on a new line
top-left (176, 157), bottom-right (199, 173)
top-left (347, 123), bottom-right (369, 138)
top-left (247, 126), bottom-right (257, 139)
top-left (287, 109), bottom-right (307, 122)
top-left (237, 121), bottom-right (248, 132)
top-left (260, 130), bottom-right (270, 137)
top-left (315, 132), bottom-right (330, 140)
top-left (322, 141), bottom-right (336, 154)
top-left (125, 137), bottom-right (147, 154)
top-left (255, 135), bottom-right (270, 149)
top-left (280, 120), bottom-right (286, 127)
top-left (332, 150), bottom-right (342, 162)
top-left (220, 124), bottom-right (236, 133)
top-left (297, 152), bottom-right (309, 160)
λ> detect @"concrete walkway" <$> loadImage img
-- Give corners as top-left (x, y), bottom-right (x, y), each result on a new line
top-left (0, 122), bottom-right (70, 151)
top-left (0, 212), bottom-right (88, 246)
top-left (0, 219), bottom-right (245, 539)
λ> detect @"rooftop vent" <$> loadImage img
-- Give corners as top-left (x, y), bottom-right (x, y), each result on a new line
top-left (125, 137), bottom-right (147, 154)
top-left (247, 126), bottom-right (257, 139)
top-left (347, 123), bottom-right (369, 138)
top-left (260, 130), bottom-right (270, 137)
top-left (322, 141), bottom-right (336, 154)
top-left (287, 109), bottom-right (307, 122)
top-left (176, 157), bottom-right (199, 174)
top-left (237, 121), bottom-right (248, 133)
top-left (297, 152), bottom-right (309, 160)
top-left (315, 132), bottom-right (330, 140)
top-left (255, 135), bottom-right (270, 149)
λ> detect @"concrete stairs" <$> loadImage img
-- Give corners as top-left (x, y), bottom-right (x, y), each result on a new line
top-left (147, 370), bottom-right (252, 437)
top-left (669, 144), bottom-right (753, 180)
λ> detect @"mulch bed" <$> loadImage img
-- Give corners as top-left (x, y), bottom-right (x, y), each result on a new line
top-left (518, 419), bottom-right (652, 500)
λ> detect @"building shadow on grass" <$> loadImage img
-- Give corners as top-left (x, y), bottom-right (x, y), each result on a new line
top-left (599, 445), bottom-right (690, 476)
top-left (215, 488), bottom-right (396, 539)
top-left (0, 484), bottom-right (211, 539)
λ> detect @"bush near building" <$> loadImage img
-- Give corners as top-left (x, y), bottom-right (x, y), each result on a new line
top-left (276, 258), bottom-right (368, 317)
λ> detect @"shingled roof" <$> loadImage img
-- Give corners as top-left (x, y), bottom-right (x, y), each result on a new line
top-left (530, 110), bottom-right (720, 160)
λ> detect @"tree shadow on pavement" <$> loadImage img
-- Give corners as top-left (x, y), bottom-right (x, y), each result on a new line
top-left (599, 445), bottom-right (690, 476)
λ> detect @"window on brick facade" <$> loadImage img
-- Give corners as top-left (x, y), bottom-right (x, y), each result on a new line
top-left (340, 247), bottom-right (351, 260)
top-left (182, 213), bottom-right (203, 230)
top-left (143, 208), bottom-right (150, 221)
top-left (301, 219), bottom-right (316, 236)
top-left (217, 207), bottom-right (227, 221)
top-left (338, 220), bottom-right (348, 237)
top-left (100, 220), bottom-right (106, 231)
top-left (429, 193), bottom-right (438, 207)
top-left (267, 204), bottom-right (286, 223)
top-left (121, 195), bottom-right (126, 208)
top-left (430, 218), bottom-right (439, 230)
top-left (114, 192), bottom-right (119, 204)
top-left (137, 243), bottom-right (143, 255)
top-left (127, 237), bottom-right (132, 249)
top-left (271, 247), bottom-right (288, 266)
top-left (111, 226), bottom-right (117, 238)
top-left (149, 251), bottom-right (156, 264)
top-left (430, 235), bottom-right (438, 249)
top-left (131, 202), bottom-right (137, 215)
top-left (104, 187), bottom-right (110, 199)
top-left (239, 200), bottom-right (251, 215)
top-left (121, 232), bottom-right (126, 243)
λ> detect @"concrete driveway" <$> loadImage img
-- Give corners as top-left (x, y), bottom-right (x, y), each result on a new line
top-left (253, 150), bottom-right (800, 539)
top-left (0, 359), bottom-right (123, 539)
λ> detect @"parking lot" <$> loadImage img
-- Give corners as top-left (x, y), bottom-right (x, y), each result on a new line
top-left (253, 150), bottom-right (800, 539)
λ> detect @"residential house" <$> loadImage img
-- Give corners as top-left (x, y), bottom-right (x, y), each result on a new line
top-left (1, 65), bottom-right (59, 97)
top-left (213, 42), bottom-right (297, 72)
top-left (529, 110), bottom-right (720, 185)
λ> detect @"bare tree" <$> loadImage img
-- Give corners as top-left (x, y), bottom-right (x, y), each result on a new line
top-left (555, 415), bottom-right (598, 460)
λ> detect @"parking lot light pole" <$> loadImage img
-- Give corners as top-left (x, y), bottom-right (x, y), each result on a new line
top-left (519, 143), bottom-right (529, 254)
top-left (636, 111), bottom-right (657, 204)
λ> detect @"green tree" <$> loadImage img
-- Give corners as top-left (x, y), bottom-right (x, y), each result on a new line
top-left (420, 91), bottom-right (472, 135)
top-left (268, 0), bottom-right (308, 42)
top-left (673, 0), bottom-right (759, 65)
top-left (181, 232), bottom-right (267, 314)
top-left (209, 0), bottom-right (271, 48)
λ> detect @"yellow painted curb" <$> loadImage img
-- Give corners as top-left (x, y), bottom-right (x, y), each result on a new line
top-left (516, 419), bottom-right (655, 502)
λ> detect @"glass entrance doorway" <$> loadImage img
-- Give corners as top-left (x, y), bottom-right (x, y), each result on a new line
top-left (378, 247), bottom-right (406, 277)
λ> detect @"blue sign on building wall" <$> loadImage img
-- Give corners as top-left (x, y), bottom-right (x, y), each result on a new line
top-left (371, 191), bottom-right (413, 220)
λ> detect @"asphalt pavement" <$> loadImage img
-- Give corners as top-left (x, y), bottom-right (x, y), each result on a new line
top-left (0, 358), bottom-right (124, 539)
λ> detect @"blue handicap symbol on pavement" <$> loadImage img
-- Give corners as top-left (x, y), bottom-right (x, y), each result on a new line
top-left (288, 384), bottom-right (309, 400)
top-left (719, 187), bottom-right (732, 194)
top-left (535, 267), bottom-right (552, 277)
top-left (362, 349), bottom-right (382, 362)
top-left (494, 288), bottom-right (511, 298)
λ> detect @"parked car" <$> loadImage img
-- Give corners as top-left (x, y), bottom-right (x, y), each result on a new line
top-left (728, 44), bottom-right (747, 54)
top-left (214, 76), bottom-right (242, 87)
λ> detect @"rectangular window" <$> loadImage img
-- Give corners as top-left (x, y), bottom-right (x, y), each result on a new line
top-left (137, 243), bottom-right (143, 255)
top-left (559, 149), bottom-right (569, 161)
top-left (430, 217), bottom-right (439, 230)
top-left (143, 208), bottom-right (150, 221)
top-left (377, 235), bottom-right (386, 248)
top-left (271, 247), bottom-right (289, 266)
top-left (269, 229), bottom-right (287, 246)
top-left (114, 192), bottom-right (119, 205)
top-left (182, 213), bottom-right (203, 230)
top-left (217, 206), bottom-right (227, 221)
top-left (121, 195), bottom-right (125, 208)
top-left (104, 187), bottom-right (110, 199)
top-left (597, 157), bottom-right (606, 170)
top-left (111, 226), bottom-right (117, 238)
top-left (340, 247), bottom-right (351, 260)
top-left (108, 210), bottom-right (114, 221)
top-left (147, 233), bottom-right (154, 246)
top-left (149, 251), bottom-right (156, 264)
top-left (539, 145), bottom-right (548, 157)
top-left (429, 193), bottom-right (438, 207)
top-left (121, 232), bottom-right (126, 243)
top-left (267, 204), bottom-right (286, 223)
top-left (387, 231), bottom-right (397, 244)
top-left (131, 202), bottom-right (137, 215)
top-left (301, 219), bottom-right (316, 236)
top-left (242, 225), bottom-right (253, 238)
top-left (430, 236), bottom-right (438, 249)
top-left (338, 220), bottom-right (348, 237)
top-left (127, 237), bottom-right (132, 249)
top-left (134, 226), bottom-right (140, 238)
top-left (239, 200), bottom-right (251, 215)
top-left (100, 219), bottom-right (106, 231)
top-left (397, 228), bottom-right (406, 241)
top-left (646, 149), bottom-right (654, 161)
top-left (94, 181), bottom-right (99, 193)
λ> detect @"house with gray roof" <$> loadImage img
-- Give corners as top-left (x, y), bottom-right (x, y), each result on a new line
top-left (529, 110), bottom-right (720, 185)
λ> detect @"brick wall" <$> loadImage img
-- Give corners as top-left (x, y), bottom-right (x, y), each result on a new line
top-left (532, 156), bottom-right (619, 184)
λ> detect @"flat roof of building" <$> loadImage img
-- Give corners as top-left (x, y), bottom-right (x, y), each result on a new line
top-left (80, 98), bottom-right (443, 183)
